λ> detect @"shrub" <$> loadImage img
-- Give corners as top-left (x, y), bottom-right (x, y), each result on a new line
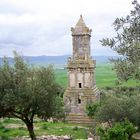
top-left (96, 119), bottom-right (137, 140)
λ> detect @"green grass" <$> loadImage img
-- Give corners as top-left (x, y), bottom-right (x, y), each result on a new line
top-left (55, 63), bottom-right (138, 88)
top-left (0, 63), bottom-right (138, 139)
top-left (35, 122), bottom-right (88, 139)
top-left (55, 68), bottom-right (68, 87)
top-left (0, 118), bottom-right (88, 139)
top-left (95, 63), bottom-right (117, 87)
top-left (0, 118), bottom-right (27, 139)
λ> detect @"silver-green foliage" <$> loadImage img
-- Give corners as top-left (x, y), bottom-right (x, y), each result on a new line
top-left (0, 52), bottom-right (63, 140)
top-left (95, 93), bottom-right (140, 128)
top-left (96, 119), bottom-right (137, 140)
top-left (100, 0), bottom-right (140, 83)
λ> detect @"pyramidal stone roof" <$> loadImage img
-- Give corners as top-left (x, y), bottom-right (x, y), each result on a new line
top-left (75, 15), bottom-right (87, 28)
top-left (71, 15), bottom-right (92, 36)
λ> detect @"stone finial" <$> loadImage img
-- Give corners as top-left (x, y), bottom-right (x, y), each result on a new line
top-left (71, 15), bottom-right (92, 36)
top-left (75, 15), bottom-right (86, 28)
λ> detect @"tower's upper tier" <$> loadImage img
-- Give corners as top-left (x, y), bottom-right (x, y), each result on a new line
top-left (71, 15), bottom-right (92, 36)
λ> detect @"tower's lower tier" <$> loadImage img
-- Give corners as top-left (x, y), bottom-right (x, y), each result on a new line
top-left (64, 86), bottom-right (100, 113)
top-left (64, 86), bottom-right (100, 126)
top-left (65, 113), bottom-right (95, 126)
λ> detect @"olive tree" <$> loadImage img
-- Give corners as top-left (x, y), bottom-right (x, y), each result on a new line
top-left (100, 0), bottom-right (140, 84)
top-left (0, 52), bottom-right (63, 140)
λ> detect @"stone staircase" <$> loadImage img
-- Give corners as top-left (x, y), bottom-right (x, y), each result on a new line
top-left (66, 114), bottom-right (95, 126)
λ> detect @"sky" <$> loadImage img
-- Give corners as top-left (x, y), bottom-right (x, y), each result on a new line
top-left (0, 0), bottom-right (134, 57)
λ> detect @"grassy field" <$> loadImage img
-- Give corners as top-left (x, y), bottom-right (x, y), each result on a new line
top-left (55, 63), bottom-right (138, 88)
top-left (0, 63), bottom-right (138, 139)
top-left (0, 118), bottom-right (88, 139)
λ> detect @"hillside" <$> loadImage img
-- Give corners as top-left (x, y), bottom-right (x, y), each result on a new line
top-left (0, 55), bottom-right (118, 68)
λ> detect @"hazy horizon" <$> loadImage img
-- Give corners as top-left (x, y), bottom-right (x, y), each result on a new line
top-left (0, 54), bottom-right (120, 58)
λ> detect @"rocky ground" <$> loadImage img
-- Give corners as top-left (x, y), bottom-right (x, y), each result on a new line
top-left (14, 135), bottom-right (100, 140)
top-left (15, 135), bottom-right (72, 140)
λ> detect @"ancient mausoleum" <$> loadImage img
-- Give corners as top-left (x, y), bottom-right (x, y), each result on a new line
top-left (64, 15), bottom-right (100, 125)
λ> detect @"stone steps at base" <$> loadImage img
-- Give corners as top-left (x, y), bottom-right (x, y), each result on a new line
top-left (67, 120), bottom-right (94, 126)
top-left (67, 116), bottom-right (92, 120)
top-left (66, 114), bottom-right (92, 119)
top-left (66, 118), bottom-right (93, 123)
top-left (66, 114), bottom-right (94, 126)
top-left (66, 117), bottom-right (93, 122)
top-left (68, 120), bottom-right (93, 124)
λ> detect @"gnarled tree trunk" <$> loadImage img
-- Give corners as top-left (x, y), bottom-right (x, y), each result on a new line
top-left (25, 121), bottom-right (36, 140)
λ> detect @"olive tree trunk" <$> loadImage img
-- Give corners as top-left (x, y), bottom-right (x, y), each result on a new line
top-left (25, 121), bottom-right (36, 140)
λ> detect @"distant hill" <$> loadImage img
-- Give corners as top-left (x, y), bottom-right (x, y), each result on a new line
top-left (0, 55), bottom-right (119, 68)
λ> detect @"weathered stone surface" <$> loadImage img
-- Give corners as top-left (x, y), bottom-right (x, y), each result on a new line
top-left (64, 16), bottom-right (100, 126)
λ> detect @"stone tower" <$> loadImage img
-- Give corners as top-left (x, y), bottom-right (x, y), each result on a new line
top-left (64, 15), bottom-right (100, 125)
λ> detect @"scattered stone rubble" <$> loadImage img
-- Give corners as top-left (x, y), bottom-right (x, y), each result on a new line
top-left (14, 135), bottom-right (100, 140)
top-left (15, 135), bottom-right (72, 140)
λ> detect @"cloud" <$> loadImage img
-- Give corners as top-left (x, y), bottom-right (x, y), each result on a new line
top-left (0, 0), bottom-right (133, 57)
